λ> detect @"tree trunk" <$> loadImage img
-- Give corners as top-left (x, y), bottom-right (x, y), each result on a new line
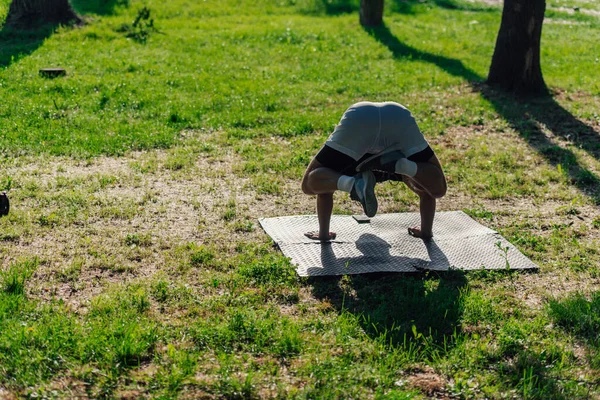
top-left (6, 0), bottom-right (81, 29)
top-left (487, 0), bottom-right (547, 95)
top-left (360, 0), bottom-right (384, 27)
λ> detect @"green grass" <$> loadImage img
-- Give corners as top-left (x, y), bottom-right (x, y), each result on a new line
top-left (1, 0), bottom-right (600, 398)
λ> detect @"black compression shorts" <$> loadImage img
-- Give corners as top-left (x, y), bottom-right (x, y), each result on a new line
top-left (315, 145), bottom-right (435, 176)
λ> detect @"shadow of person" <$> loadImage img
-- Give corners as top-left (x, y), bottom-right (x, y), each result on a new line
top-left (308, 234), bottom-right (467, 350)
top-left (307, 233), bottom-right (425, 276)
top-left (310, 233), bottom-right (453, 276)
top-left (419, 239), bottom-right (451, 271)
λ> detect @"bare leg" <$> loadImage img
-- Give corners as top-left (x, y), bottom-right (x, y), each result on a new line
top-left (412, 194), bottom-right (436, 239)
top-left (408, 155), bottom-right (447, 200)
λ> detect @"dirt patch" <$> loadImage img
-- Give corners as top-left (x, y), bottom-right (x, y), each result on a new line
top-left (1, 136), bottom-right (334, 310)
top-left (2, 122), bottom-right (599, 314)
top-left (552, 6), bottom-right (600, 17)
top-left (402, 367), bottom-right (452, 399)
top-left (465, 0), bottom-right (501, 6)
top-left (0, 388), bottom-right (18, 400)
top-left (545, 18), bottom-right (589, 25)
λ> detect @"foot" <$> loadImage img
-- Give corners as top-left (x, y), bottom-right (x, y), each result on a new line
top-left (304, 231), bottom-right (336, 241)
top-left (0, 192), bottom-right (8, 217)
top-left (408, 226), bottom-right (432, 240)
top-left (350, 171), bottom-right (378, 217)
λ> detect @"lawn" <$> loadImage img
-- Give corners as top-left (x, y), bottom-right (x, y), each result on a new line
top-left (0, 0), bottom-right (599, 398)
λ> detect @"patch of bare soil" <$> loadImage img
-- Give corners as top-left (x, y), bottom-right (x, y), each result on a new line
top-left (401, 367), bottom-right (453, 399)
top-left (0, 144), bottom-right (320, 310)
top-left (552, 6), bottom-right (600, 17)
top-left (466, 0), bottom-right (600, 17)
top-left (2, 119), bottom-right (599, 316)
top-left (0, 388), bottom-right (18, 400)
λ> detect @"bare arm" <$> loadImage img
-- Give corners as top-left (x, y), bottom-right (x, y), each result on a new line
top-left (409, 194), bottom-right (435, 239)
top-left (302, 158), bottom-right (340, 241)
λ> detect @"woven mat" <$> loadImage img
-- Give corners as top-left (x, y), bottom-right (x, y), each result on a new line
top-left (259, 211), bottom-right (538, 276)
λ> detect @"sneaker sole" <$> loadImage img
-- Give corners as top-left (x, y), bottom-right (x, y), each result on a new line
top-left (360, 172), bottom-right (378, 217)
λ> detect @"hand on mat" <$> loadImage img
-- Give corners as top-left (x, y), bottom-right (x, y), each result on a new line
top-left (304, 231), bottom-right (336, 241)
top-left (408, 226), bottom-right (432, 240)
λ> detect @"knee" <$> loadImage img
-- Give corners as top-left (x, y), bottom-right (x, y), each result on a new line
top-left (301, 172), bottom-right (315, 195)
top-left (302, 180), bottom-right (314, 195)
top-left (431, 180), bottom-right (447, 199)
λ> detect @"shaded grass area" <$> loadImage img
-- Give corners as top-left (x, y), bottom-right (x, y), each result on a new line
top-left (366, 22), bottom-right (600, 203)
top-left (0, 0), bottom-right (599, 398)
top-left (0, 0), bottom-right (127, 68)
top-left (0, 25), bottom-right (53, 67)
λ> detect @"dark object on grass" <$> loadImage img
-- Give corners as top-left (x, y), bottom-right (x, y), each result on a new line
top-left (0, 192), bottom-right (9, 216)
top-left (40, 68), bottom-right (66, 78)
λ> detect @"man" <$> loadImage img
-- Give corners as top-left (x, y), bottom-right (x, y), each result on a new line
top-left (301, 101), bottom-right (446, 241)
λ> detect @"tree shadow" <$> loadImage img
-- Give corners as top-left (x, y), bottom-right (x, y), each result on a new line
top-left (309, 269), bottom-right (467, 352)
top-left (71, 0), bottom-right (130, 16)
top-left (474, 84), bottom-right (600, 202)
top-left (308, 234), bottom-right (466, 352)
top-left (0, 25), bottom-right (54, 68)
top-left (0, 0), bottom-right (128, 68)
top-left (366, 23), bottom-right (600, 204)
top-left (365, 23), bottom-right (480, 81)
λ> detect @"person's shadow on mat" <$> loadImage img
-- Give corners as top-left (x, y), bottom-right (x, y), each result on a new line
top-left (309, 233), bottom-right (451, 275)
top-left (422, 239), bottom-right (451, 270)
top-left (308, 235), bottom-right (466, 349)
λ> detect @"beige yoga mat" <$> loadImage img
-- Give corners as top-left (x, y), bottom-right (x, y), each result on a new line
top-left (259, 211), bottom-right (538, 276)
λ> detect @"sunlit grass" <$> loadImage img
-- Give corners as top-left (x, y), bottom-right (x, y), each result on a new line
top-left (0, 0), bottom-right (599, 398)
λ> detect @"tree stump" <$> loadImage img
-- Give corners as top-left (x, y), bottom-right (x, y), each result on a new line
top-left (6, 0), bottom-right (81, 29)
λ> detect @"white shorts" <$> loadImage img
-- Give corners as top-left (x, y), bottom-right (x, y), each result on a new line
top-left (325, 101), bottom-right (429, 161)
